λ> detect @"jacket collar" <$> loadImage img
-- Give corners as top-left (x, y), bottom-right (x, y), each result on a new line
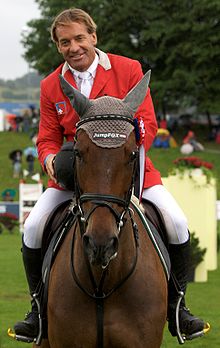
top-left (61, 48), bottom-right (111, 76)
top-left (61, 48), bottom-right (112, 99)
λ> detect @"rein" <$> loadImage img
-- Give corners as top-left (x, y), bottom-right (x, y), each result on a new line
top-left (70, 204), bottom-right (139, 348)
top-left (70, 187), bottom-right (139, 348)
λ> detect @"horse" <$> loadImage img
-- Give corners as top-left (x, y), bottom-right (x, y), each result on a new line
top-left (36, 71), bottom-right (168, 348)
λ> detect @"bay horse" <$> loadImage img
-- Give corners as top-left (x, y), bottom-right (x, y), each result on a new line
top-left (36, 71), bottom-right (168, 348)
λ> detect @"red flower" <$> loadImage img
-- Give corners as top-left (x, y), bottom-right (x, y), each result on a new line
top-left (0, 212), bottom-right (18, 220)
top-left (173, 156), bottom-right (213, 170)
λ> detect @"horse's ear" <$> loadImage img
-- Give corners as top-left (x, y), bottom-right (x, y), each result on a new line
top-left (59, 75), bottom-right (92, 118)
top-left (122, 70), bottom-right (151, 114)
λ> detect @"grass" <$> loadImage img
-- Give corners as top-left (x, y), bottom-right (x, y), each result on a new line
top-left (0, 230), bottom-right (29, 348)
top-left (0, 229), bottom-right (219, 347)
top-left (0, 129), bottom-right (220, 201)
top-left (0, 129), bottom-right (220, 347)
top-left (0, 132), bottom-right (47, 201)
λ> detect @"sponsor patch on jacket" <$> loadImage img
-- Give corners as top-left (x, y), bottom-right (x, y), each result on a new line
top-left (55, 101), bottom-right (66, 116)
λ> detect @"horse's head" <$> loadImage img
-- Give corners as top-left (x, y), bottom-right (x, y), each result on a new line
top-left (60, 71), bottom-right (150, 268)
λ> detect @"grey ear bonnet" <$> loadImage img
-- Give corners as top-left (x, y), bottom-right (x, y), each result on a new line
top-left (79, 119), bottom-right (134, 148)
top-left (59, 69), bottom-right (151, 119)
top-left (78, 96), bottom-right (133, 119)
top-left (59, 70), bottom-right (151, 148)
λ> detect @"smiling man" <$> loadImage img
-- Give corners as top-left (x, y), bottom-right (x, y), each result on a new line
top-left (55, 20), bottom-right (97, 72)
top-left (13, 7), bottom-right (206, 342)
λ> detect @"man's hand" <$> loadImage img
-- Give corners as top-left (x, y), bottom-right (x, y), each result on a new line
top-left (45, 154), bottom-right (57, 183)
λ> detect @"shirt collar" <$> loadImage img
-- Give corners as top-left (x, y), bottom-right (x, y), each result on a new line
top-left (67, 53), bottom-right (99, 79)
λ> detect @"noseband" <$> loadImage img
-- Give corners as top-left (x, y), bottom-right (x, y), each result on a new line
top-left (77, 193), bottom-right (131, 235)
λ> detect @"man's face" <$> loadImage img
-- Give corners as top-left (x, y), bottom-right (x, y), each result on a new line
top-left (56, 21), bottom-right (97, 72)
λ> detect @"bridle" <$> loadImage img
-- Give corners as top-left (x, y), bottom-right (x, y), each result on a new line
top-left (73, 114), bottom-right (138, 236)
top-left (69, 115), bottom-right (140, 348)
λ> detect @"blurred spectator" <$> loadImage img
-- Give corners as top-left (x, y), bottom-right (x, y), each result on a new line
top-left (216, 130), bottom-right (220, 144)
top-left (15, 116), bottom-right (23, 132)
top-left (29, 107), bottom-right (40, 140)
top-left (160, 118), bottom-right (167, 129)
top-left (6, 114), bottom-right (17, 131)
top-left (22, 109), bottom-right (31, 133)
top-left (1, 188), bottom-right (16, 201)
top-left (181, 130), bottom-right (204, 154)
top-left (153, 128), bottom-right (178, 149)
top-left (167, 116), bottom-right (178, 134)
top-left (26, 154), bottom-right (35, 175)
top-left (9, 150), bottom-right (22, 178)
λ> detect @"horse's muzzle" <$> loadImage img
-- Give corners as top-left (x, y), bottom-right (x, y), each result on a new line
top-left (83, 234), bottom-right (119, 268)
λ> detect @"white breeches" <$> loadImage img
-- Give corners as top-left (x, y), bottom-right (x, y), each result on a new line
top-left (23, 188), bottom-right (73, 248)
top-left (142, 185), bottom-right (189, 244)
top-left (24, 184), bottom-right (189, 249)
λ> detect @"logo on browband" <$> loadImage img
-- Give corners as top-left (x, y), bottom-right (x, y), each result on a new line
top-left (93, 132), bottom-right (127, 139)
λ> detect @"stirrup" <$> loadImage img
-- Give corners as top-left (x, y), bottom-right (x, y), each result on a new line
top-left (8, 293), bottom-right (43, 346)
top-left (175, 291), bottom-right (211, 345)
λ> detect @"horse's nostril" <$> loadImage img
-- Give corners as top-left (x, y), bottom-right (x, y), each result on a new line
top-left (111, 236), bottom-right (118, 253)
top-left (83, 235), bottom-right (95, 251)
top-left (83, 234), bottom-right (119, 266)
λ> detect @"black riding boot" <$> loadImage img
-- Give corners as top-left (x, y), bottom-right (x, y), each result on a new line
top-left (14, 240), bottom-right (42, 338)
top-left (168, 238), bottom-right (205, 337)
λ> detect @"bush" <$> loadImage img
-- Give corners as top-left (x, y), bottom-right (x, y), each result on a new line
top-left (190, 232), bottom-right (207, 269)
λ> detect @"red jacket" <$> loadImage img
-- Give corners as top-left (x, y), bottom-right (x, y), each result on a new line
top-left (37, 50), bottom-right (162, 189)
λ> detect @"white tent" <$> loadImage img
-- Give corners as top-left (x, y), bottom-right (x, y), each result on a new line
top-left (0, 109), bottom-right (8, 131)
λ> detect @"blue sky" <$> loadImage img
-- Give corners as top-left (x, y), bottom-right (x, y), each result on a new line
top-left (0, 0), bottom-right (40, 80)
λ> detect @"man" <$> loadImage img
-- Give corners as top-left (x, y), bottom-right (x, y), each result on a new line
top-left (14, 7), bottom-right (205, 341)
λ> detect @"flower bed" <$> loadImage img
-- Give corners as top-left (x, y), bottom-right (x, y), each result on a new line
top-left (0, 212), bottom-right (19, 233)
top-left (173, 156), bottom-right (213, 170)
top-left (171, 156), bottom-right (214, 184)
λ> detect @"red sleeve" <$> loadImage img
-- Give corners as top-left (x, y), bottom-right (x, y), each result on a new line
top-left (36, 79), bottom-right (64, 169)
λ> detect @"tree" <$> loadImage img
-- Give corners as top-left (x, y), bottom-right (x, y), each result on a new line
top-left (23, 0), bottom-right (220, 119)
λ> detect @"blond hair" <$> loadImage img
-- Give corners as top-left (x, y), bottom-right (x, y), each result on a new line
top-left (51, 8), bottom-right (97, 43)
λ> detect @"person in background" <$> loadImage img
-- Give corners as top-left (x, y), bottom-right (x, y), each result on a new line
top-left (183, 130), bottom-right (204, 152)
top-left (26, 154), bottom-right (35, 176)
top-left (13, 7), bottom-right (206, 341)
top-left (9, 150), bottom-right (22, 178)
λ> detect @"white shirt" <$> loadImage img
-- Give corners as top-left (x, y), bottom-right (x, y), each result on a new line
top-left (68, 54), bottom-right (99, 97)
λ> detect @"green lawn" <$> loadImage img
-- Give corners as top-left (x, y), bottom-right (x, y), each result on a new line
top-left (0, 229), bottom-right (219, 347)
top-left (0, 231), bottom-right (29, 348)
top-left (0, 130), bottom-right (220, 347)
top-left (0, 132), bottom-right (47, 201)
top-left (0, 130), bottom-right (220, 200)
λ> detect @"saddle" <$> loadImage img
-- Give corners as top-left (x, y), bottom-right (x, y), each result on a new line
top-left (41, 199), bottom-right (73, 256)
